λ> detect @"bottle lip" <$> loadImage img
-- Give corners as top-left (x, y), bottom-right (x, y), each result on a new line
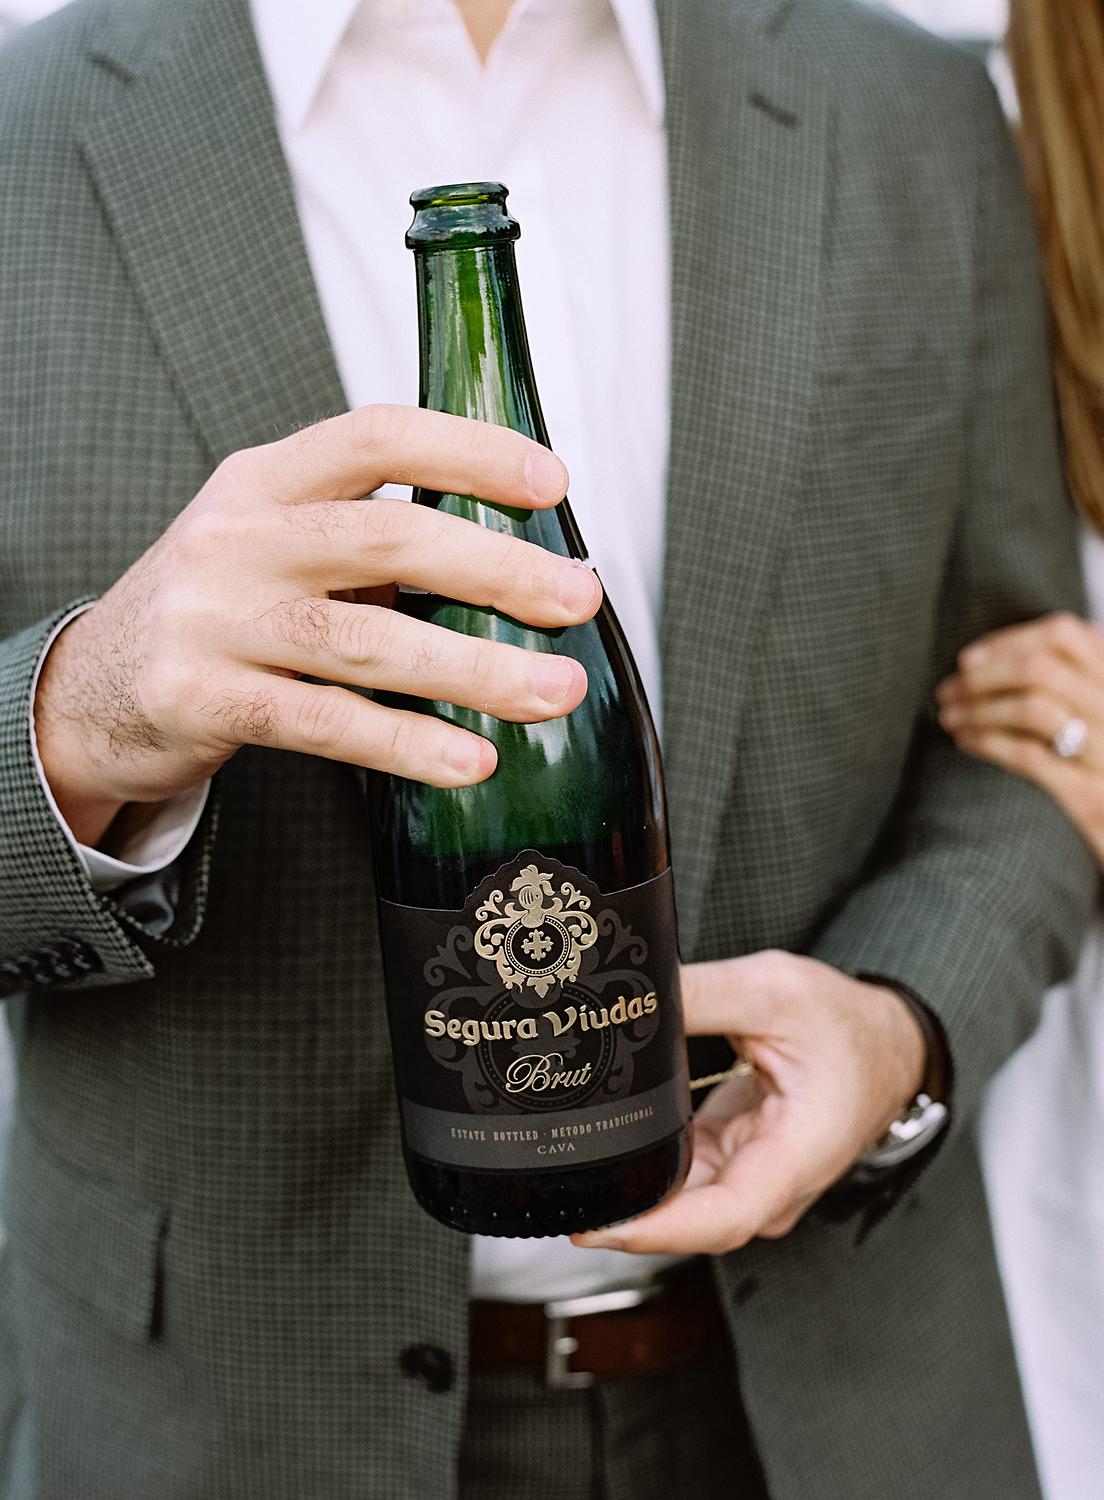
top-left (410, 181), bottom-right (508, 209)
top-left (407, 181), bottom-right (520, 251)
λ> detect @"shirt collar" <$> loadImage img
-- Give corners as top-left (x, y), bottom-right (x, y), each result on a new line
top-left (250, 0), bottom-right (361, 135)
top-left (607, 0), bottom-right (665, 126)
top-left (250, 0), bottom-right (665, 135)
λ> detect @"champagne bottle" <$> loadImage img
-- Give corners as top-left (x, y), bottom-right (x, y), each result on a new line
top-left (371, 182), bottom-right (691, 1237)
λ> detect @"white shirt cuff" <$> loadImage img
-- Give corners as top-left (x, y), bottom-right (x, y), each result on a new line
top-left (29, 604), bottom-right (211, 894)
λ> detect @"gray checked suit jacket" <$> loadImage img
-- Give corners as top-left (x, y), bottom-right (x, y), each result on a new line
top-left (0, 0), bottom-right (1094, 1496)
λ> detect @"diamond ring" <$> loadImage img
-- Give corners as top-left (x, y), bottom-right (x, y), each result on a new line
top-left (1053, 716), bottom-right (1088, 760)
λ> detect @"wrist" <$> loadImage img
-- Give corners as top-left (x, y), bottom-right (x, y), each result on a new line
top-left (34, 620), bottom-right (130, 847)
top-left (848, 978), bottom-right (950, 1179)
top-left (859, 974), bottom-right (949, 1107)
top-left (861, 979), bottom-right (929, 1128)
top-left (35, 719), bottom-right (128, 847)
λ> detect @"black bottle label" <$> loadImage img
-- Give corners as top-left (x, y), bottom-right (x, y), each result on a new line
top-left (378, 853), bottom-right (690, 1172)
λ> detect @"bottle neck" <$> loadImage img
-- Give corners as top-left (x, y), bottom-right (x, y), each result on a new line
top-left (415, 242), bottom-right (550, 443)
top-left (413, 241), bottom-right (587, 560)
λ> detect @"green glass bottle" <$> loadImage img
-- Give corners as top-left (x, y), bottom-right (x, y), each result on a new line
top-left (371, 182), bottom-right (691, 1237)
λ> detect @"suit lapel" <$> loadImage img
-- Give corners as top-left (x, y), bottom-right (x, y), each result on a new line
top-left (79, 0), bottom-right (347, 466)
top-left (656, 0), bottom-right (831, 953)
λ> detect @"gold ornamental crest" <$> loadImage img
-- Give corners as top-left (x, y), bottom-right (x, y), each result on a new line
top-left (473, 864), bottom-right (599, 998)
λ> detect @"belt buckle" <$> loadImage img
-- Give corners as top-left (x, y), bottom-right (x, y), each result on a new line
top-left (542, 1283), bottom-right (664, 1390)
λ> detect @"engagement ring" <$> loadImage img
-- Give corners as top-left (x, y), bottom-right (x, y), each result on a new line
top-left (1053, 716), bottom-right (1088, 760)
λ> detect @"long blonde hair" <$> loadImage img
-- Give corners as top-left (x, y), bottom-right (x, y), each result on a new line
top-left (1008, 0), bottom-right (1104, 530)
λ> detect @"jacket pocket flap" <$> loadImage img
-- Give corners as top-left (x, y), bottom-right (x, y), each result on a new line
top-left (1, 1121), bottom-right (165, 1343)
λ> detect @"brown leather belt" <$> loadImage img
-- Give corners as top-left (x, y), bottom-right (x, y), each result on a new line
top-left (469, 1261), bottom-right (726, 1389)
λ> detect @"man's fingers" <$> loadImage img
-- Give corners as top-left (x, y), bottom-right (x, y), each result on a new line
top-left (691, 1077), bottom-right (766, 1143)
top-left (202, 674), bottom-right (496, 786)
top-left (286, 499), bottom-right (602, 628)
top-left (235, 405), bottom-right (569, 510)
top-left (680, 951), bottom-right (800, 1038)
top-left (251, 597), bottom-right (588, 723)
top-left (573, 1133), bottom-right (800, 1256)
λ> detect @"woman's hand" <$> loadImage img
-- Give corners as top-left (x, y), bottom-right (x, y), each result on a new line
top-left (937, 612), bottom-right (1104, 864)
top-left (571, 953), bottom-right (926, 1255)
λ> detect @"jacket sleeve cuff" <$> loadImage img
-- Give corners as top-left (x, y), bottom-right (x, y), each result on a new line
top-left (27, 601), bottom-right (211, 896)
top-left (810, 861), bottom-right (1044, 1133)
top-left (0, 605), bottom-right (219, 997)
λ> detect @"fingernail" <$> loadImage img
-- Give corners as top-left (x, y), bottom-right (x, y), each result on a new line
top-left (530, 653), bottom-right (578, 706)
top-left (443, 736), bottom-right (487, 777)
top-left (940, 706), bottom-right (964, 728)
top-left (525, 449), bottom-right (569, 503)
top-left (573, 1233), bottom-right (623, 1251)
top-left (558, 561), bottom-right (601, 615)
top-left (961, 645), bottom-right (988, 667)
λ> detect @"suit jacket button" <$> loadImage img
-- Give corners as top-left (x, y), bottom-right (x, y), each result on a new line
top-left (55, 936), bottom-right (102, 978)
top-left (16, 954), bottom-right (52, 989)
top-left (42, 948), bottom-right (75, 982)
top-left (400, 1344), bottom-right (454, 1393)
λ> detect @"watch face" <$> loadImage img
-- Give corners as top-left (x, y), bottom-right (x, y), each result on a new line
top-left (858, 1097), bottom-right (949, 1171)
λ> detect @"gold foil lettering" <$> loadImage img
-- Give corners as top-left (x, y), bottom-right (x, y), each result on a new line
top-left (424, 995), bottom-right (659, 1048)
top-left (504, 1054), bottom-right (593, 1094)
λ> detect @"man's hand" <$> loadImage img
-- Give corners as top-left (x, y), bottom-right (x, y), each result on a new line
top-left (573, 952), bottom-right (927, 1255)
top-left (34, 405), bottom-right (599, 845)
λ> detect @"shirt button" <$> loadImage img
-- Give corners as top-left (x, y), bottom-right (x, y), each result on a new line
top-left (400, 1344), bottom-right (455, 1393)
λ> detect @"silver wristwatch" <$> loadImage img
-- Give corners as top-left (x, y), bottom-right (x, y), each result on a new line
top-left (856, 1092), bottom-right (949, 1171)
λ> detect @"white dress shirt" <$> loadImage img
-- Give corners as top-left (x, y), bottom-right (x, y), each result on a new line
top-left (33, 0), bottom-right (676, 1301)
